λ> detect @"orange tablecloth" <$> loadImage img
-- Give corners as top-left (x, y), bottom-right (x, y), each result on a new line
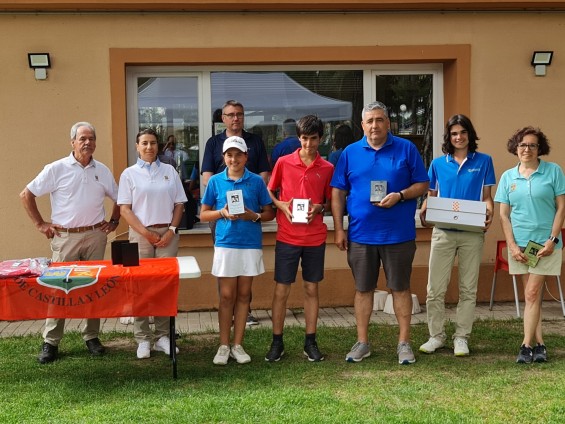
top-left (0, 257), bottom-right (179, 321)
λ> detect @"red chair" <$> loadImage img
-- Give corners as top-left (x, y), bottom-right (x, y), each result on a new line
top-left (490, 233), bottom-right (565, 318)
top-left (490, 240), bottom-right (520, 317)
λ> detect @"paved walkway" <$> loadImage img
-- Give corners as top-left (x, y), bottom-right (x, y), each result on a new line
top-left (1, 302), bottom-right (564, 338)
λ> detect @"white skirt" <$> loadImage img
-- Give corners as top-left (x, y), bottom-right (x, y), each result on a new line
top-left (212, 247), bottom-right (265, 277)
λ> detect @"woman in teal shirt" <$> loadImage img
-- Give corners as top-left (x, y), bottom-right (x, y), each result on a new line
top-left (495, 126), bottom-right (565, 364)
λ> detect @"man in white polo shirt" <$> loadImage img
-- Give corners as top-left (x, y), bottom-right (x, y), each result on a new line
top-left (20, 121), bottom-right (120, 364)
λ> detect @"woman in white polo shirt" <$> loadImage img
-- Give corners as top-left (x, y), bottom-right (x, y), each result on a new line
top-left (118, 128), bottom-right (187, 359)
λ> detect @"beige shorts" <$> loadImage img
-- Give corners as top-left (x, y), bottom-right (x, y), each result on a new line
top-left (508, 247), bottom-right (562, 276)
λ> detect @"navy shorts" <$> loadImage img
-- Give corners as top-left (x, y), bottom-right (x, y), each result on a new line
top-left (274, 240), bottom-right (326, 284)
top-left (347, 240), bottom-right (416, 292)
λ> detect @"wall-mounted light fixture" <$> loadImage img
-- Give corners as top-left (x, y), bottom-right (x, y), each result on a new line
top-left (28, 53), bottom-right (51, 80)
top-left (531, 51), bottom-right (553, 77)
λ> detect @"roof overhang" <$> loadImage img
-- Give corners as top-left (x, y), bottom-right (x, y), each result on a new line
top-left (1, 1), bottom-right (565, 13)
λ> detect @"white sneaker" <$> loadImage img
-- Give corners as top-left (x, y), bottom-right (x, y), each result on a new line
top-left (419, 336), bottom-right (445, 354)
top-left (120, 317), bottom-right (134, 325)
top-left (454, 337), bottom-right (469, 356)
top-left (153, 336), bottom-right (179, 355)
top-left (213, 345), bottom-right (231, 365)
top-left (137, 341), bottom-right (151, 359)
top-left (230, 344), bottom-right (251, 364)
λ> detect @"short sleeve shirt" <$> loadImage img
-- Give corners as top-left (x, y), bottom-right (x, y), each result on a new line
top-left (494, 160), bottom-right (565, 248)
top-left (27, 153), bottom-right (118, 228)
top-left (429, 152), bottom-right (496, 200)
top-left (331, 133), bottom-right (429, 245)
top-left (201, 168), bottom-right (272, 249)
top-left (117, 158), bottom-right (188, 227)
top-left (271, 137), bottom-right (301, 167)
top-left (201, 130), bottom-right (271, 176)
top-left (268, 150), bottom-right (334, 246)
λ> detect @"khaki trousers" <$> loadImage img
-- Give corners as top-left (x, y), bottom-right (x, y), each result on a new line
top-left (426, 227), bottom-right (484, 340)
top-left (43, 230), bottom-right (107, 346)
top-left (129, 227), bottom-right (179, 343)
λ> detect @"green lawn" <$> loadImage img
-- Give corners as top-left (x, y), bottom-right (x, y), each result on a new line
top-left (1, 320), bottom-right (564, 423)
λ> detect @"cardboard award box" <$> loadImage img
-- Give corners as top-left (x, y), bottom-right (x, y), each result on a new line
top-left (426, 197), bottom-right (487, 232)
top-left (524, 240), bottom-right (544, 267)
top-left (370, 180), bottom-right (387, 203)
top-left (292, 198), bottom-right (309, 223)
top-left (227, 189), bottom-right (244, 215)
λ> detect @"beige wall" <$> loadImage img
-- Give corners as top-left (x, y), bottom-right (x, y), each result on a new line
top-left (2, 11), bottom-right (564, 307)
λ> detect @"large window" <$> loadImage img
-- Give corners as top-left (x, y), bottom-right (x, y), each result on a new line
top-left (126, 65), bottom-right (443, 192)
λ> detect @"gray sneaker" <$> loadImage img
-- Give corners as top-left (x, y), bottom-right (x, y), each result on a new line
top-left (397, 341), bottom-right (416, 365)
top-left (345, 341), bottom-right (371, 362)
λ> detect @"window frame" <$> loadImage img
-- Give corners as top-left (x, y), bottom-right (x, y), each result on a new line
top-left (125, 63), bottom-right (445, 169)
top-left (110, 45), bottom-right (470, 178)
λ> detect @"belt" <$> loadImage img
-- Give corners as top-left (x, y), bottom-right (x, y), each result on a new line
top-left (147, 223), bottom-right (170, 228)
top-left (57, 222), bottom-right (104, 233)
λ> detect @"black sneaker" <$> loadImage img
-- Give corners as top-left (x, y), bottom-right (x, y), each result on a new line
top-left (533, 344), bottom-right (547, 363)
top-left (38, 342), bottom-right (58, 364)
top-left (85, 338), bottom-right (106, 356)
top-left (246, 314), bottom-right (259, 326)
top-left (516, 344), bottom-right (533, 364)
top-left (265, 340), bottom-right (284, 362)
top-left (304, 342), bottom-right (325, 362)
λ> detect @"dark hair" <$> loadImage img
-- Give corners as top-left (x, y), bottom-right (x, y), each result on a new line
top-left (212, 108), bottom-right (223, 123)
top-left (136, 128), bottom-right (159, 144)
top-left (283, 118), bottom-right (297, 136)
top-left (442, 114), bottom-right (480, 154)
top-left (296, 115), bottom-right (324, 137)
top-left (507, 126), bottom-right (550, 156)
top-left (333, 124), bottom-right (355, 150)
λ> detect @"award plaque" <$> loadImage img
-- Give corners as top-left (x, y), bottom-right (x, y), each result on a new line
top-left (227, 189), bottom-right (244, 215)
top-left (292, 198), bottom-right (309, 223)
top-left (370, 180), bottom-right (387, 203)
top-left (524, 240), bottom-right (544, 267)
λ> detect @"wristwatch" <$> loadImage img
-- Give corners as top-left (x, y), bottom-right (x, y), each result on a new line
top-left (320, 205), bottom-right (326, 214)
top-left (549, 236), bottom-right (559, 244)
top-left (109, 219), bottom-right (120, 225)
top-left (253, 213), bottom-right (261, 223)
top-left (398, 191), bottom-right (405, 202)
top-left (168, 225), bottom-right (177, 234)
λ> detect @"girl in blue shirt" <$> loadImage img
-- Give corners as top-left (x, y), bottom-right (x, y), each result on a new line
top-left (200, 136), bottom-right (274, 366)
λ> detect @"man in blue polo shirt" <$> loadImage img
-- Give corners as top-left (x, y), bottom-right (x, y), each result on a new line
top-left (419, 114), bottom-right (495, 357)
top-left (331, 101), bottom-right (429, 365)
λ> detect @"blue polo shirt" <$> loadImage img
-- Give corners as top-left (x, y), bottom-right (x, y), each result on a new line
top-left (201, 168), bottom-right (272, 249)
top-left (271, 136), bottom-right (301, 166)
top-left (494, 160), bottom-right (565, 248)
top-left (201, 130), bottom-right (271, 176)
top-left (331, 133), bottom-right (429, 245)
top-left (429, 152), bottom-right (496, 200)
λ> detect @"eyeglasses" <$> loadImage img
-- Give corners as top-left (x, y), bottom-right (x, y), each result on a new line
top-left (223, 113), bottom-right (244, 120)
top-left (517, 143), bottom-right (539, 150)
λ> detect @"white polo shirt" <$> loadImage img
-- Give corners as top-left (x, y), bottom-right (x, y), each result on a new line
top-left (27, 153), bottom-right (118, 228)
top-left (117, 158), bottom-right (187, 227)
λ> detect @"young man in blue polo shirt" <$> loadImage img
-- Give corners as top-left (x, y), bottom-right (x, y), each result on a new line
top-left (419, 114), bottom-right (496, 356)
top-left (331, 101), bottom-right (429, 365)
